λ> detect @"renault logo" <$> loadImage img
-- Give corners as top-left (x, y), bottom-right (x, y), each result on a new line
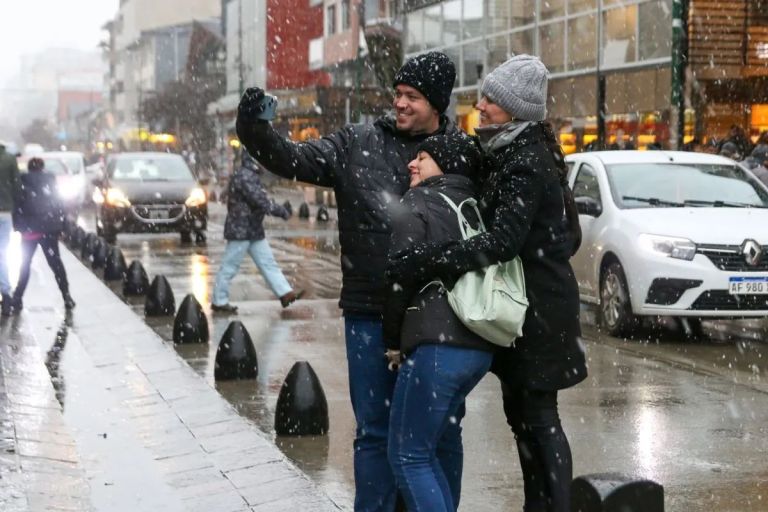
top-left (741, 239), bottom-right (763, 266)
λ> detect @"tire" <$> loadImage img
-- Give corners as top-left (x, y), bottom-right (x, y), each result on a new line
top-left (180, 230), bottom-right (192, 244)
top-left (600, 261), bottom-right (638, 338)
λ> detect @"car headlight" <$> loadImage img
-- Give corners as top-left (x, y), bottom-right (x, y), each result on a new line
top-left (638, 234), bottom-right (697, 261)
top-left (105, 188), bottom-right (131, 207)
top-left (185, 187), bottom-right (207, 207)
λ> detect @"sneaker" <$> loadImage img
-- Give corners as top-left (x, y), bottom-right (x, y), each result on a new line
top-left (211, 303), bottom-right (238, 314)
top-left (279, 289), bottom-right (305, 308)
top-left (63, 293), bottom-right (76, 310)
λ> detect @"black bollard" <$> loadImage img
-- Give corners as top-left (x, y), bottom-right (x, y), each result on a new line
top-left (173, 294), bottom-right (209, 344)
top-left (104, 247), bottom-right (127, 281)
top-left (91, 237), bottom-right (110, 269)
top-left (316, 205), bottom-right (329, 222)
top-left (70, 226), bottom-right (85, 249)
top-left (144, 275), bottom-right (175, 316)
top-left (81, 233), bottom-right (97, 260)
top-left (283, 200), bottom-right (293, 217)
top-left (274, 361), bottom-right (329, 436)
top-left (123, 260), bottom-right (150, 296)
top-left (214, 321), bottom-right (258, 380)
top-left (571, 473), bottom-right (664, 512)
top-left (298, 202), bottom-right (310, 219)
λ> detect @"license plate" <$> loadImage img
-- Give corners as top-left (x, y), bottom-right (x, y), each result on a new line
top-left (149, 209), bottom-right (168, 219)
top-left (728, 276), bottom-right (768, 295)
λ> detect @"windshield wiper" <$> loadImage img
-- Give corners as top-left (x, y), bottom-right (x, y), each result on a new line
top-left (622, 196), bottom-right (685, 207)
top-left (682, 199), bottom-right (768, 209)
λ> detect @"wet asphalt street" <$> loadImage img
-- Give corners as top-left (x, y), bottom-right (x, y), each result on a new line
top-left (68, 193), bottom-right (768, 511)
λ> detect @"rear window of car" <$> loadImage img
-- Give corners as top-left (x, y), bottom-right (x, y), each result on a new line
top-left (109, 156), bottom-right (194, 182)
top-left (606, 163), bottom-right (768, 208)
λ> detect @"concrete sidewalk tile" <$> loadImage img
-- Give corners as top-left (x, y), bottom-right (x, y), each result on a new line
top-left (199, 430), bottom-right (265, 455)
top-left (182, 490), bottom-right (249, 512)
top-left (156, 451), bottom-right (213, 475)
top-left (240, 475), bottom-right (315, 507)
top-left (176, 477), bottom-right (237, 500)
top-left (167, 465), bottom-right (224, 489)
top-left (15, 440), bottom-right (80, 463)
top-left (188, 418), bottom-right (252, 440)
top-left (224, 461), bottom-right (297, 489)
top-left (208, 446), bottom-right (283, 474)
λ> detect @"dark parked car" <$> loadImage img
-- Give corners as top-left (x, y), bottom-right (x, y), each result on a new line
top-left (93, 152), bottom-right (208, 243)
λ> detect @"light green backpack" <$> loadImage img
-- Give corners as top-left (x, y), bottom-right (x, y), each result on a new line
top-left (429, 192), bottom-right (529, 347)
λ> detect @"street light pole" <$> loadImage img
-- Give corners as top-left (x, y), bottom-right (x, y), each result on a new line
top-left (671, 0), bottom-right (688, 149)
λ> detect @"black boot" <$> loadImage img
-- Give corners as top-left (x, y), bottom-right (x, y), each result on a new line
top-left (1, 294), bottom-right (11, 317)
top-left (63, 293), bottom-right (76, 310)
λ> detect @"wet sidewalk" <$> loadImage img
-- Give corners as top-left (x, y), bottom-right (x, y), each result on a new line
top-left (0, 247), bottom-right (341, 511)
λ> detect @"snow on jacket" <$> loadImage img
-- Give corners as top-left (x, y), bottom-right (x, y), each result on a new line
top-left (383, 173), bottom-right (495, 356)
top-left (236, 114), bottom-right (458, 315)
top-left (223, 159), bottom-right (288, 241)
top-left (12, 171), bottom-right (65, 234)
top-left (389, 122), bottom-right (587, 391)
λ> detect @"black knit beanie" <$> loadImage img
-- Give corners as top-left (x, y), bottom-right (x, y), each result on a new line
top-left (416, 132), bottom-right (481, 180)
top-left (393, 51), bottom-right (456, 114)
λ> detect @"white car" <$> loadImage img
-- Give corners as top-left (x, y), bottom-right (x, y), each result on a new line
top-left (41, 151), bottom-right (87, 206)
top-left (566, 151), bottom-right (768, 337)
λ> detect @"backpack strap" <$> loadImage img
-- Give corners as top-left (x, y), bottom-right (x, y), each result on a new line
top-left (437, 192), bottom-right (486, 238)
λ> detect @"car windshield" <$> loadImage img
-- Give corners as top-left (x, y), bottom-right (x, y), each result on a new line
top-left (606, 163), bottom-right (768, 209)
top-left (110, 156), bottom-right (194, 182)
top-left (40, 158), bottom-right (69, 176)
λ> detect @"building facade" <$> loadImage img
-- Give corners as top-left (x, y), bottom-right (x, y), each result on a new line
top-left (402, 0), bottom-right (768, 151)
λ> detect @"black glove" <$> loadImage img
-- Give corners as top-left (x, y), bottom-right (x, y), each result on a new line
top-left (237, 87), bottom-right (268, 123)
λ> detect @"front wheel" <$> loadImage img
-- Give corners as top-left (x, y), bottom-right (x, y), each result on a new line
top-left (600, 262), bottom-right (638, 338)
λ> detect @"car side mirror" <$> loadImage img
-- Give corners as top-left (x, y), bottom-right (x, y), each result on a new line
top-left (575, 196), bottom-right (602, 217)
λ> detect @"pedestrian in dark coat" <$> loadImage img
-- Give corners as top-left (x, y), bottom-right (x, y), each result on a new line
top-left (383, 132), bottom-right (495, 511)
top-left (0, 142), bottom-right (20, 315)
top-left (387, 55), bottom-right (587, 512)
top-left (11, 157), bottom-right (75, 313)
top-left (211, 151), bottom-right (300, 313)
top-left (236, 51), bottom-right (459, 511)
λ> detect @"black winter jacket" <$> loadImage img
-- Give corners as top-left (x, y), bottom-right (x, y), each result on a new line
top-left (237, 115), bottom-right (457, 314)
top-left (389, 123), bottom-right (587, 391)
top-left (224, 160), bottom-right (288, 241)
top-left (383, 174), bottom-right (495, 355)
top-left (12, 171), bottom-right (65, 235)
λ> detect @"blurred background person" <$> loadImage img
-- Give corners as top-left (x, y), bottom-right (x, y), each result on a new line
top-left (0, 141), bottom-right (20, 316)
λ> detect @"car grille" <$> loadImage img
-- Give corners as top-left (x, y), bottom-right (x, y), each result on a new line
top-left (689, 290), bottom-right (768, 311)
top-left (132, 204), bottom-right (185, 220)
top-left (697, 244), bottom-right (768, 272)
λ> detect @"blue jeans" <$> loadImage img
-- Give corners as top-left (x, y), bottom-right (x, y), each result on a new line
top-left (212, 239), bottom-right (292, 305)
top-left (345, 316), bottom-right (398, 511)
top-left (0, 217), bottom-right (11, 295)
top-left (388, 345), bottom-right (493, 512)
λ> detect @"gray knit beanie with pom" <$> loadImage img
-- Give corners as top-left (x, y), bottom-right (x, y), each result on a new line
top-left (481, 55), bottom-right (548, 121)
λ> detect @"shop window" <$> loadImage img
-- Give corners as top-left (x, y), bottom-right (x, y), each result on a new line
top-left (568, 13), bottom-right (597, 70)
top-left (568, 0), bottom-right (596, 14)
top-left (443, 0), bottom-right (462, 46)
top-left (406, 10), bottom-right (425, 53)
top-left (341, 0), bottom-right (351, 31)
top-left (463, 0), bottom-right (484, 39)
top-left (539, 21), bottom-right (566, 73)
top-left (639, 0), bottom-right (672, 60)
top-left (602, 5), bottom-right (638, 68)
top-left (488, 35), bottom-right (510, 69)
top-left (511, 0), bottom-right (536, 27)
top-left (571, 75), bottom-right (598, 118)
top-left (487, 0), bottom-right (512, 35)
top-left (541, 0), bottom-right (565, 20)
top-left (424, 5), bottom-right (443, 48)
top-left (510, 28), bottom-right (535, 55)
top-left (463, 42), bottom-right (485, 87)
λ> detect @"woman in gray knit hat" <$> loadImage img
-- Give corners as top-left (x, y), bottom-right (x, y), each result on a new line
top-left (388, 55), bottom-right (586, 511)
